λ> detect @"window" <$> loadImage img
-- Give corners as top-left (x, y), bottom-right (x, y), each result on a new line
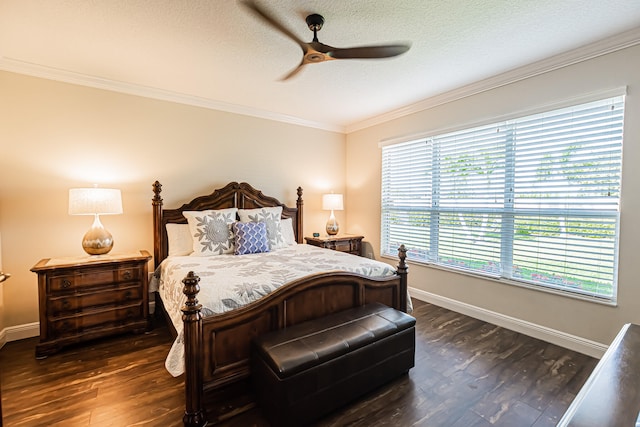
top-left (381, 96), bottom-right (625, 301)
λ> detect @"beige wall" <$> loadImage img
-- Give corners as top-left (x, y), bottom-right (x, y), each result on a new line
top-left (0, 71), bottom-right (346, 328)
top-left (346, 44), bottom-right (640, 346)
top-left (3, 43), bottom-right (639, 349)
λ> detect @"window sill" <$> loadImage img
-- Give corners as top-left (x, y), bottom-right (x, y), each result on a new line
top-left (384, 255), bottom-right (618, 307)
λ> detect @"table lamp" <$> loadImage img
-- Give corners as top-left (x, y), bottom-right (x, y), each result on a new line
top-left (322, 193), bottom-right (343, 236)
top-left (69, 187), bottom-right (123, 255)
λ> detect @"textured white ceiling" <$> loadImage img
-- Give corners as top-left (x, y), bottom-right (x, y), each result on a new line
top-left (1, 0), bottom-right (640, 132)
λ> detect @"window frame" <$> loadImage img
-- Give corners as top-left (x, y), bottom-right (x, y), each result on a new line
top-left (380, 90), bottom-right (626, 304)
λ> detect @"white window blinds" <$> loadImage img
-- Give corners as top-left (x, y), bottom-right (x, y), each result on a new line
top-left (381, 96), bottom-right (624, 300)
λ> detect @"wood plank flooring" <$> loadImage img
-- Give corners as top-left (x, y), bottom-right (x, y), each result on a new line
top-left (0, 300), bottom-right (597, 426)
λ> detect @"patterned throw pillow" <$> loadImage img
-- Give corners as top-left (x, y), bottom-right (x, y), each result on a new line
top-left (238, 207), bottom-right (286, 250)
top-left (183, 208), bottom-right (237, 256)
top-left (232, 221), bottom-right (270, 255)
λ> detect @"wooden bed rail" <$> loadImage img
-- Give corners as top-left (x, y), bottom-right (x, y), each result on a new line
top-left (180, 245), bottom-right (408, 427)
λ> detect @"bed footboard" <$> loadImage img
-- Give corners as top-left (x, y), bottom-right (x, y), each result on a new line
top-left (180, 245), bottom-right (408, 426)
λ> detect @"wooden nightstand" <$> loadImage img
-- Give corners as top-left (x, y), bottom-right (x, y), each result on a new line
top-left (304, 235), bottom-right (364, 256)
top-left (31, 250), bottom-right (152, 358)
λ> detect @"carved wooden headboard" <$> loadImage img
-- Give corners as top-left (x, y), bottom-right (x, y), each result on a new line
top-left (152, 181), bottom-right (304, 268)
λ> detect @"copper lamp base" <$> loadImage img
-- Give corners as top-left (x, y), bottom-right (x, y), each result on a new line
top-left (325, 211), bottom-right (339, 236)
top-left (82, 215), bottom-right (114, 255)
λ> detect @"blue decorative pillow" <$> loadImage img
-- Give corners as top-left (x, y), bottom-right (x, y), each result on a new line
top-left (238, 207), bottom-right (286, 250)
top-left (232, 221), bottom-right (270, 255)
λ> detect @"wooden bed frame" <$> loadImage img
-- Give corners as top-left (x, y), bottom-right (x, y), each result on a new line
top-left (151, 181), bottom-right (408, 426)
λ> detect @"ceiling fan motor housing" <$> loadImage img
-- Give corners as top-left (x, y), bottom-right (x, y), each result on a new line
top-left (306, 14), bottom-right (324, 32)
top-left (306, 52), bottom-right (325, 62)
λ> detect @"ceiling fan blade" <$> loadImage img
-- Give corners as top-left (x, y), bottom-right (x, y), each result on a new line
top-left (328, 44), bottom-right (411, 59)
top-left (279, 61), bottom-right (306, 81)
top-left (241, 1), bottom-right (307, 51)
top-left (308, 41), bottom-right (337, 54)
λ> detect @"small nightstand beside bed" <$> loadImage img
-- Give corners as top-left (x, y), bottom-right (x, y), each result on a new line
top-left (150, 181), bottom-right (410, 426)
top-left (31, 251), bottom-right (152, 358)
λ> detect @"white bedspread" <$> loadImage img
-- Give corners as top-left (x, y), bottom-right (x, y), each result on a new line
top-left (151, 244), bottom-right (402, 376)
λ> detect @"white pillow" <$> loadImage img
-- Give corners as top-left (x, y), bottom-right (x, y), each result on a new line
top-left (238, 206), bottom-right (287, 250)
top-left (281, 218), bottom-right (297, 246)
top-left (183, 208), bottom-right (238, 256)
top-left (166, 223), bottom-right (193, 256)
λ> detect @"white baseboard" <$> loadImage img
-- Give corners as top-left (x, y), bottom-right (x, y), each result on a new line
top-left (2, 322), bottom-right (40, 343)
top-left (409, 287), bottom-right (607, 359)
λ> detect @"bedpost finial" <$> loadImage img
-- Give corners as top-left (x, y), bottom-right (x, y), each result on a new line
top-left (153, 181), bottom-right (163, 203)
top-left (398, 244), bottom-right (407, 268)
top-left (182, 271), bottom-right (202, 311)
top-left (297, 186), bottom-right (303, 199)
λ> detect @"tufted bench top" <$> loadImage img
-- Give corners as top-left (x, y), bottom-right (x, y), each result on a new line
top-left (253, 302), bottom-right (416, 379)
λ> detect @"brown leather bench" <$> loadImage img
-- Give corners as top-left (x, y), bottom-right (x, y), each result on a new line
top-left (251, 303), bottom-right (416, 426)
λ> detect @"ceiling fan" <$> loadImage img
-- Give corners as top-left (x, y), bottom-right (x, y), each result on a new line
top-left (242, 1), bottom-right (411, 80)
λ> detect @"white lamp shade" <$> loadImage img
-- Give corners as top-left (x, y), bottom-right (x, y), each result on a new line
top-left (69, 188), bottom-right (123, 215)
top-left (322, 193), bottom-right (344, 211)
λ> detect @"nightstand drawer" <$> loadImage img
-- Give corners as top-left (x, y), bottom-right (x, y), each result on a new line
top-left (47, 285), bottom-right (143, 316)
top-left (305, 235), bottom-right (364, 256)
top-left (330, 240), bottom-right (353, 252)
top-left (48, 266), bottom-right (141, 293)
top-left (50, 303), bottom-right (143, 338)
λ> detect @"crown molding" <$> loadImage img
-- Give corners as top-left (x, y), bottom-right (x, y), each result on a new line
top-left (0, 58), bottom-right (345, 134)
top-left (2, 26), bottom-right (639, 136)
top-left (345, 26), bottom-right (640, 134)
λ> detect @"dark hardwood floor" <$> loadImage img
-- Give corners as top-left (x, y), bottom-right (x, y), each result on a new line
top-left (0, 300), bottom-right (597, 426)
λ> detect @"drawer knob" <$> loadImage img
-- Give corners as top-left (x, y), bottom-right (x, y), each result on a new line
top-left (124, 290), bottom-right (132, 299)
top-left (62, 299), bottom-right (71, 310)
top-left (123, 270), bottom-right (132, 280)
top-left (61, 279), bottom-right (72, 289)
